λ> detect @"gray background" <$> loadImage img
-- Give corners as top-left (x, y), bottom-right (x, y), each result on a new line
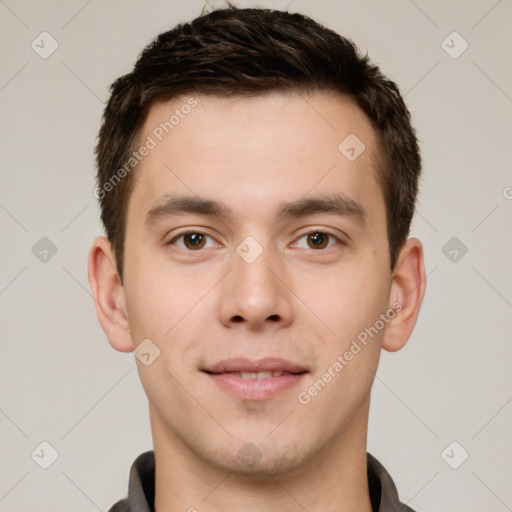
top-left (1, 0), bottom-right (511, 510)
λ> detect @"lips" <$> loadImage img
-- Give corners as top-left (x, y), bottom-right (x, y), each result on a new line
top-left (202, 358), bottom-right (309, 400)
top-left (228, 370), bottom-right (287, 380)
top-left (203, 357), bottom-right (308, 375)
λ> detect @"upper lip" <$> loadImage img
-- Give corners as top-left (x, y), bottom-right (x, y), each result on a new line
top-left (203, 357), bottom-right (308, 374)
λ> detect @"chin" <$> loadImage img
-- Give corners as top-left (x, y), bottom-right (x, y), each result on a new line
top-left (201, 434), bottom-right (313, 478)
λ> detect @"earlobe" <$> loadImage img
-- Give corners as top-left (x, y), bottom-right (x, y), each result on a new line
top-left (382, 238), bottom-right (426, 353)
top-left (87, 236), bottom-right (134, 353)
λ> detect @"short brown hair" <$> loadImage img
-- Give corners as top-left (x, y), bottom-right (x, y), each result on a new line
top-left (95, 5), bottom-right (421, 282)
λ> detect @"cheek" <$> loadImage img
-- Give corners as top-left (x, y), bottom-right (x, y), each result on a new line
top-left (298, 263), bottom-right (390, 341)
top-left (125, 244), bottom-right (193, 319)
top-left (124, 267), bottom-right (211, 372)
top-left (123, 268), bottom-right (182, 350)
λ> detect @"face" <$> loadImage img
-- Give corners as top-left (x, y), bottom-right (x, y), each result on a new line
top-left (113, 91), bottom-right (400, 475)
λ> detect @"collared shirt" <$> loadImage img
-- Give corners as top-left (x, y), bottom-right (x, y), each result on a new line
top-left (108, 451), bottom-right (416, 512)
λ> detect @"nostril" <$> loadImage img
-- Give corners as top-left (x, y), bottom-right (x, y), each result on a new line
top-left (232, 315), bottom-right (244, 323)
top-left (268, 314), bottom-right (280, 322)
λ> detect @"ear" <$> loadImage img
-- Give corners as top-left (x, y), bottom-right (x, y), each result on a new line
top-left (87, 236), bottom-right (134, 353)
top-left (382, 237), bottom-right (426, 352)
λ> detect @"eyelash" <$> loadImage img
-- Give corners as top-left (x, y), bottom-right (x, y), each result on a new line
top-left (166, 229), bottom-right (343, 253)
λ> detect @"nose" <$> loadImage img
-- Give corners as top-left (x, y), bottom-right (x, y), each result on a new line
top-left (218, 239), bottom-right (295, 331)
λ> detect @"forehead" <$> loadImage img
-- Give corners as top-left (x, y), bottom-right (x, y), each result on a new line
top-left (128, 90), bottom-right (383, 228)
top-left (138, 90), bottom-right (376, 154)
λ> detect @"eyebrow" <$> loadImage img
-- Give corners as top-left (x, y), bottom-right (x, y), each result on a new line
top-left (144, 192), bottom-right (367, 229)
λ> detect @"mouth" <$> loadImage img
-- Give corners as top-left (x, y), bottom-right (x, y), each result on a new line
top-left (205, 370), bottom-right (299, 379)
top-left (201, 358), bottom-right (309, 400)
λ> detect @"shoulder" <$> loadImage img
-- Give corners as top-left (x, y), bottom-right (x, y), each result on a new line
top-left (367, 452), bottom-right (418, 512)
top-left (107, 497), bottom-right (130, 512)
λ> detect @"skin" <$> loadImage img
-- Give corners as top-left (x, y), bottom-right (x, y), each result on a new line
top-left (88, 90), bottom-right (425, 512)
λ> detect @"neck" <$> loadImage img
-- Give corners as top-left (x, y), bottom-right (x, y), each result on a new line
top-left (151, 402), bottom-right (374, 512)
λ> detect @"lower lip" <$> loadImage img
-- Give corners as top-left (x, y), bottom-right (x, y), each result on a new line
top-left (204, 372), bottom-right (307, 400)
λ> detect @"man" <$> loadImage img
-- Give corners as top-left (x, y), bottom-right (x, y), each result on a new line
top-left (88, 5), bottom-right (425, 511)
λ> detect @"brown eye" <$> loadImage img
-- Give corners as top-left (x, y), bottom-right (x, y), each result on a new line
top-left (307, 232), bottom-right (329, 249)
top-left (182, 233), bottom-right (206, 250)
top-left (169, 232), bottom-right (216, 251)
top-left (292, 230), bottom-right (340, 251)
